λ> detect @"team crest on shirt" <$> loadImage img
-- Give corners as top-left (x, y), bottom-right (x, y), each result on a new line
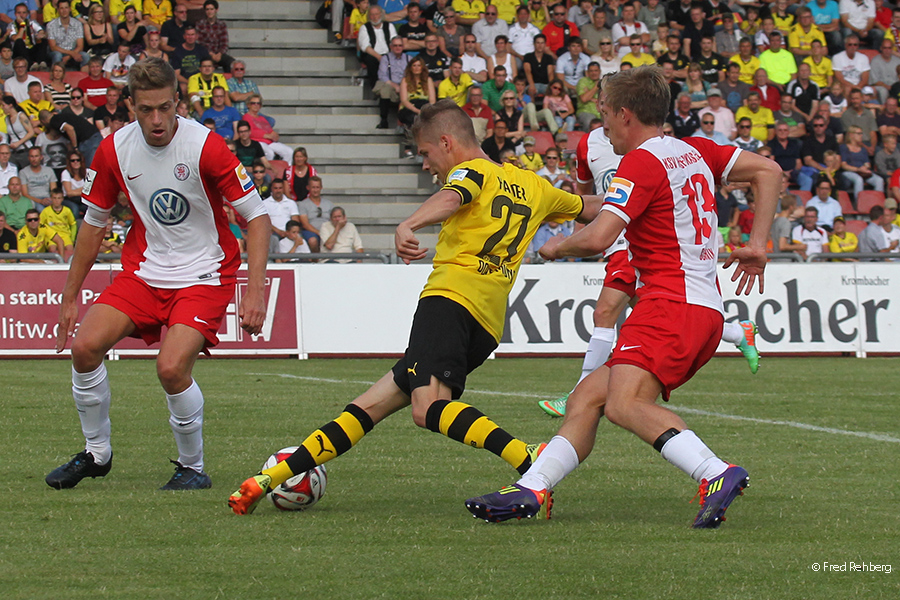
top-left (604, 177), bottom-right (634, 206)
top-left (448, 168), bottom-right (468, 183)
top-left (174, 163), bottom-right (190, 181)
top-left (235, 163), bottom-right (254, 192)
top-left (149, 188), bottom-right (190, 225)
top-left (83, 168), bottom-right (96, 194)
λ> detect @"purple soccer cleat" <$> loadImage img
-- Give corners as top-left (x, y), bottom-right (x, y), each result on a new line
top-left (691, 465), bottom-right (749, 529)
top-left (465, 485), bottom-right (552, 522)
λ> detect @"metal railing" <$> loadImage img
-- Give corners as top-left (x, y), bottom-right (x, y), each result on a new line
top-left (0, 252), bottom-right (65, 263)
top-left (806, 252), bottom-right (900, 262)
top-left (247, 252), bottom-right (393, 263)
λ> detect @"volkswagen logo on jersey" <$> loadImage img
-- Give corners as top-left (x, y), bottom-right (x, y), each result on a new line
top-left (149, 188), bottom-right (191, 225)
top-left (600, 169), bottom-right (616, 194)
top-left (604, 177), bottom-right (634, 206)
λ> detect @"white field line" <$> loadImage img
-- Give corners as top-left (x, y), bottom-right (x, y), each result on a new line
top-left (255, 373), bottom-right (900, 444)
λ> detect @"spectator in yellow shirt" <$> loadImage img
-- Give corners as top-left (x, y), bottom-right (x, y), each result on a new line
top-left (803, 40), bottom-right (834, 89)
top-left (730, 38), bottom-right (761, 84)
top-left (788, 8), bottom-right (826, 59)
top-left (143, 0), bottom-right (173, 29)
top-left (40, 189), bottom-right (76, 259)
top-left (735, 91), bottom-right (776, 142)
top-left (17, 208), bottom-right (64, 261)
top-left (349, 0), bottom-right (369, 40)
top-left (452, 0), bottom-right (485, 26)
top-left (437, 58), bottom-right (473, 106)
top-left (828, 216), bottom-right (859, 257)
top-left (188, 58), bottom-right (230, 115)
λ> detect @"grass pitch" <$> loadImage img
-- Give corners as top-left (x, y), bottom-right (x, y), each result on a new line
top-left (3, 357), bottom-right (898, 599)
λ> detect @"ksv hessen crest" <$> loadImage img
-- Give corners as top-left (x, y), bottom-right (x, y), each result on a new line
top-left (149, 188), bottom-right (190, 225)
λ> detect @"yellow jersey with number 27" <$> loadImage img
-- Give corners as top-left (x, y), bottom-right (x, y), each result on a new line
top-left (422, 159), bottom-right (584, 342)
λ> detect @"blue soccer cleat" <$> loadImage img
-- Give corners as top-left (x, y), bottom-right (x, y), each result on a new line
top-left (46, 450), bottom-right (113, 489)
top-left (465, 485), bottom-right (552, 522)
top-left (159, 460), bottom-right (212, 490)
top-left (691, 465), bottom-right (749, 529)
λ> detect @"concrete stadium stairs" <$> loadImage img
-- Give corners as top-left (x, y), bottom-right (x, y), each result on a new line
top-left (221, 0), bottom-right (439, 252)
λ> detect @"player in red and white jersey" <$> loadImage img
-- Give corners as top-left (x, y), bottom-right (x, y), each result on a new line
top-left (538, 120), bottom-right (760, 418)
top-left (47, 58), bottom-right (272, 493)
top-left (467, 66), bottom-right (781, 529)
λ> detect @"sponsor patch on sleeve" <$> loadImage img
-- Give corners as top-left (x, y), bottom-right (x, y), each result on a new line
top-left (235, 163), bottom-right (254, 192)
top-left (448, 168), bottom-right (468, 183)
top-left (603, 177), bottom-right (634, 206)
top-left (83, 168), bottom-right (96, 195)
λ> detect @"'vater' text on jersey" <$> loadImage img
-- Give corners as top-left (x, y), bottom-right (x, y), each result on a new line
top-left (600, 135), bottom-right (741, 314)
top-left (83, 117), bottom-right (264, 289)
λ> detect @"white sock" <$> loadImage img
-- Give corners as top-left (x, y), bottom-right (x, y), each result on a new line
top-left (167, 380), bottom-right (205, 472)
top-left (72, 363), bottom-right (112, 465)
top-left (517, 435), bottom-right (580, 491)
top-left (721, 321), bottom-right (744, 346)
top-left (660, 430), bottom-right (729, 483)
top-left (575, 327), bottom-right (616, 387)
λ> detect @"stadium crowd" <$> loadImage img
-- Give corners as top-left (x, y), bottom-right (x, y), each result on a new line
top-left (4, 0), bottom-right (900, 260)
top-left (0, 0), bottom-right (364, 261)
top-left (341, 0), bottom-right (900, 257)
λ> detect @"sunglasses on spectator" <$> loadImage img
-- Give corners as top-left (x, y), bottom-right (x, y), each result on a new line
top-left (738, 124), bottom-right (750, 128)
top-left (253, 169), bottom-right (265, 174)
top-left (554, 12), bottom-right (566, 16)
top-left (248, 101), bottom-right (261, 105)
top-left (600, 41), bottom-right (612, 45)
top-left (27, 217), bottom-right (39, 222)
top-left (486, 11), bottom-right (497, 15)
top-left (69, 157), bottom-right (81, 162)
top-left (630, 42), bottom-right (641, 46)
top-left (702, 120), bottom-right (714, 124)
top-left (546, 155), bottom-right (559, 159)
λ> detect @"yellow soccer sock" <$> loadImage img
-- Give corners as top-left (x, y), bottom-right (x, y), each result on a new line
top-left (262, 404), bottom-right (374, 488)
top-left (424, 400), bottom-right (530, 473)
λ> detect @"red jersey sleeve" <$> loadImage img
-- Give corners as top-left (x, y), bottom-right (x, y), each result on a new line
top-left (82, 135), bottom-right (124, 211)
top-left (199, 132), bottom-right (259, 204)
top-left (574, 131), bottom-right (591, 185)
top-left (683, 136), bottom-right (741, 185)
top-left (600, 149), bottom-right (667, 224)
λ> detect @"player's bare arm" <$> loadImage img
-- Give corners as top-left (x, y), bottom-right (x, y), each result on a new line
top-left (56, 222), bottom-right (107, 352)
top-left (575, 194), bottom-right (604, 223)
top-left (239, 213), bottom-right (270, 335)
top-left (395, 189), bottom-right (461, 264)
top-left (723, 150), bottom-right (783, 295)
top-left (540, 209), bottom-right (627, 261)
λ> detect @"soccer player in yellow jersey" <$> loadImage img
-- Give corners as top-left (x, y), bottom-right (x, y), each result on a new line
top-left (18, 208), bottom-right (64, 260)
top-left (230, 99), bottom-right (604, 515)
top-left (40, 189), bottom-right (76, 260)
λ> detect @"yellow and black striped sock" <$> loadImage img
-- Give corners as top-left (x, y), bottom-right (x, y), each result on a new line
top-left (263, 404), bottom-right (374, 488)
top-left (425, 400), bottom-right (532, 474)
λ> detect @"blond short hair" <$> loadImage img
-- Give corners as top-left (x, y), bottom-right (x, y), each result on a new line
top-left (601, 65), bottom-right (670, 127)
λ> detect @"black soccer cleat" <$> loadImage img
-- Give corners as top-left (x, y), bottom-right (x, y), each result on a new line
top-left (159, 460), bottom-right (212, 490)
top-left (46, 451), bottom-right (113, 489)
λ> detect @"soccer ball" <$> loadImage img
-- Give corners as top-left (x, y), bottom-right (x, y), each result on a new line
top-left (261, 447), bottom-right (328, 511)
